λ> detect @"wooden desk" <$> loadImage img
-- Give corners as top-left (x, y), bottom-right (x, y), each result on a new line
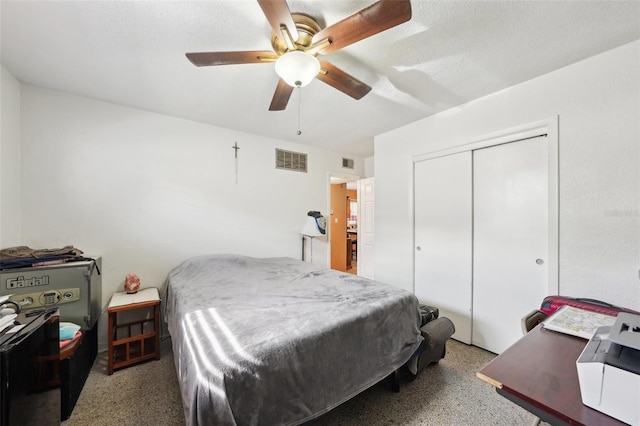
top-left (477, 325), bottom-right (625, 426)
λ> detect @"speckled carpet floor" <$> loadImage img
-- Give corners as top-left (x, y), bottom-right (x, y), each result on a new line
top-left (62, 338), bottom-right (536, 426)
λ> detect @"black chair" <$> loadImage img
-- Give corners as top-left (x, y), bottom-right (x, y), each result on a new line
top-left (520, 309), bottom-right (548, 426)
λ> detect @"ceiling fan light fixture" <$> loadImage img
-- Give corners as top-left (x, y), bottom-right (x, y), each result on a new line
top-left (275, 51), bottom-right (320, 88)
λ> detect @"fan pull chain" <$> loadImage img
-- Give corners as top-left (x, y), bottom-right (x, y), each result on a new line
top-left (297, 86), bottom-right (302, 136)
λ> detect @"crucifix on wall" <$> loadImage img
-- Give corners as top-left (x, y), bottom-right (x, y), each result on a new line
top-left (232, 142), bottom-right (239, 184)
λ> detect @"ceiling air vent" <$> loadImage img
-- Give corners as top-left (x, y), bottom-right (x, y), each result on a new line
top-left (275, 149), bottom-right (308, 173)
top-left (342, 158), bottom-right (355, 169)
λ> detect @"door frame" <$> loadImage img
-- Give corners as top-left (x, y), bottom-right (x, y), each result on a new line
top-left (411, 116), bottom-right (559, 297)
top-left (327, 173), bottom-right (360, 271)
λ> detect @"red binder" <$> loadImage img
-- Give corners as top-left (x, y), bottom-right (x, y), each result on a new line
top-left (539, 295), bottom-right (639, 317)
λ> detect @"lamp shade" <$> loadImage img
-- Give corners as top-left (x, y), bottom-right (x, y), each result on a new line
top-left (275, 51), bottom-right (320, 87)
top-left (300, 216), bottom-right (323, 237)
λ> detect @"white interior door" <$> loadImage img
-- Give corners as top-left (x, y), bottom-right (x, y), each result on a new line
top-left (472, 137), bottom-right (549, 354)
top-left (358, 178), bottom-right (375, 279)
top-left (414, 152), bottom-right (473, 343)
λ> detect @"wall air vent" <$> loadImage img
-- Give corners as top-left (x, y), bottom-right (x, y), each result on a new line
top-left (342, 158), bottom-right (355, 169)
top-left (275, 149), bottom-right (308, 173)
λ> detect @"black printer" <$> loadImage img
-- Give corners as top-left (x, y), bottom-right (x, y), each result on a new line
top-left (0, 309), bottom-right (60, 426)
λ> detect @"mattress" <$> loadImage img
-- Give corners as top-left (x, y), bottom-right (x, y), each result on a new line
top-left (164, 254), bottom-right (422, 425)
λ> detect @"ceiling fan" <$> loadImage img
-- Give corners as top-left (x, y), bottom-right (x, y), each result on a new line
top-left (185, 0), bottom-right (412, 111)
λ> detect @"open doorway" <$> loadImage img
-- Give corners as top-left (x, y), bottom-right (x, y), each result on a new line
top-left (329, 176), bottom-right (359, 275)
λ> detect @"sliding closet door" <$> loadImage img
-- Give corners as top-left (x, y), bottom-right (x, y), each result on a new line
top-left (414, 152), bottom-right (472, 344)
top-left (472, 137), bottom-right (549, 354)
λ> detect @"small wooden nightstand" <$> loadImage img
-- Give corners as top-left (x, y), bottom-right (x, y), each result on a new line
top-left (107, 287), bottom-right (160, 375)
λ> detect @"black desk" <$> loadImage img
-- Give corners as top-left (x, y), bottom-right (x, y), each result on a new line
top-left (477, 325), bottom-right (625, 426)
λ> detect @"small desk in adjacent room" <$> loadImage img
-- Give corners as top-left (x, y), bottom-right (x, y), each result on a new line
top-left (347, 230), bottom-right (357, 261)
top-left (477, 324), bottom-right (626, 426)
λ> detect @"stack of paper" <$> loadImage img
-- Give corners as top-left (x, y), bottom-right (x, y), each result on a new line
top-left (0, 313), bottom-right (17, 334)
top-left (543, 305), bottom-right (617, 339)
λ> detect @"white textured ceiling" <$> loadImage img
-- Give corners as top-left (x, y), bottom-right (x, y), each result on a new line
top-left (2, 1), bottom-right (639, 157)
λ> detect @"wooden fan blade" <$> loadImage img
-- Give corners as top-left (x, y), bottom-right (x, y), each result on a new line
top-left (269, 79), bottom-right (294, 111)
top-left (185, 51), bottom-right (278, 67)
top-left (257, 0), bottom-right (298, 43)
top-left (312, 0), bottom-right (411, 54)
top-left (316, 61), bottom-right (371, 100)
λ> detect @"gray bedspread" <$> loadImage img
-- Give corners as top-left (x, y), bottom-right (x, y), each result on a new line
top-left (164, 254), bottom-right (422, 425)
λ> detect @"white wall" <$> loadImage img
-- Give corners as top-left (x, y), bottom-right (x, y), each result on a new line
top-left (18, 85), bottom-right (363, 347)
top-left (364, 156), bottom-right (374, 178)
top-left (0, 66), bottom-right (22, 246)
top-left (375, 40), bottom-right (640, 310)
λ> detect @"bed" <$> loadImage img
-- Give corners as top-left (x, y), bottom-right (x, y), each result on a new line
top-left (163, 254), bottom-right (423, 425)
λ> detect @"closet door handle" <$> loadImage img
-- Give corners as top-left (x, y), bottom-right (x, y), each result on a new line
top-left (536, 258), bottom-right (544, 265)
top-left (416, 246), bottom-right (422, 251)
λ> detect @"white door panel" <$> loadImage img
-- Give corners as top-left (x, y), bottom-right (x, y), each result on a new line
top-left (472, 137), bottom-right (549, 353)
top-left (414, 152), bottom-right (473, 344)
top-left (358, 178), bottom-right (375, 279)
